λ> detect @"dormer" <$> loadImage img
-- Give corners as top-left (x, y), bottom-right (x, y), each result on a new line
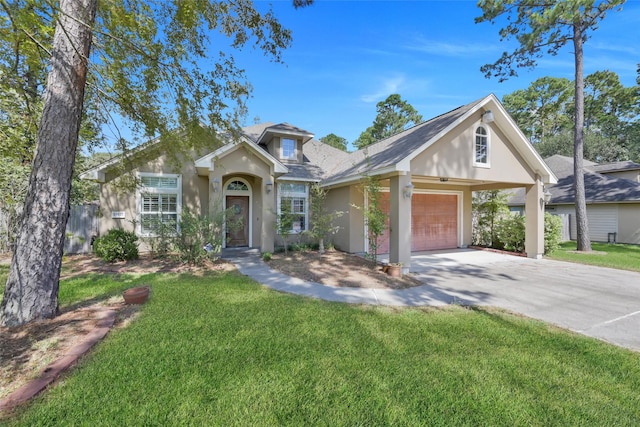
top-left (255, 123), bottom-right (314, 164)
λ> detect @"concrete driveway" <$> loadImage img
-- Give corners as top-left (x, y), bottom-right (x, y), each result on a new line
top-left (401, 249), bottom-right (640, 352)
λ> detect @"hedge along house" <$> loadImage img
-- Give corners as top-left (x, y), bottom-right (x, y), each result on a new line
top-left (82, 94), bottom-right (556, 270)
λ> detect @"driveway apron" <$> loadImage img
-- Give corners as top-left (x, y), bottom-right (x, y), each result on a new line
top-left (406, 249), bottom-right (640, 352)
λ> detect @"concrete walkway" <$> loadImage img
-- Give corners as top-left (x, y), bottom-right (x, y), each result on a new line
top-left (223, 248), bottom-right (640, 353)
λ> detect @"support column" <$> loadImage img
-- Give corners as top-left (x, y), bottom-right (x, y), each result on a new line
top-left (389, 174), bottom-right (412, 273)
top-left (261, 176), bottom-right (275, 253)
top-left (524, 176), bottom-right (544, 259)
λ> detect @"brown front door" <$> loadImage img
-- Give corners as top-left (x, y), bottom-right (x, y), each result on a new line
top-left (226, 196), bottom-right (249, 247)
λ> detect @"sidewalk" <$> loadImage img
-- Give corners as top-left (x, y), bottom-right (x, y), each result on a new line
top-left (222, 249), bottom-right (453, 307)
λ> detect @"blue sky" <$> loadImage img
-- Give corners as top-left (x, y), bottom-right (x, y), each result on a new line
top-left (232, 0), bottom-right (640, 151)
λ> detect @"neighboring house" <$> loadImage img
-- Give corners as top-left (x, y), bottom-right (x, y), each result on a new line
top-left (82, 94), bottom-right (556, 270)
top-left (509, 155), bottom-right (640, 244)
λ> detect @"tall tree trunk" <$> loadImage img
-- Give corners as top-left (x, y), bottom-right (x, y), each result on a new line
top-left (573, 23), bottom-right (592, 252)
top-left (0, 0), bottom-right (98, 327)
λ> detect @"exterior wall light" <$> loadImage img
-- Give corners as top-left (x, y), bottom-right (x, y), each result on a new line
top-left (212, 178), bottom-right (220, 193)
top-left (403, 183), bottom-right (414, 199)
top-left (266, 181), bottom-right (273, 193)
top-left (543, 186), bottom-right (552, 204)
top-left (482, 110), bottom-right (495, 123)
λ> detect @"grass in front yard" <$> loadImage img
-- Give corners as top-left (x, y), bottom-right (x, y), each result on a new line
top-left (6, 270), bottom-right (640, 426)
top-left (548, 241), bottom-right (640, 272)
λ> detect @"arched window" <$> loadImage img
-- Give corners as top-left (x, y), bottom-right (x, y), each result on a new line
top-left (474, 126), bottom-right (489, 166)
top-left (227, 180), bottom-right (249, 191)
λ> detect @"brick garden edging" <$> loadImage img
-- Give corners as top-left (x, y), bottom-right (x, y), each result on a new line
top-left (0, 308), bottom-right (117, 414)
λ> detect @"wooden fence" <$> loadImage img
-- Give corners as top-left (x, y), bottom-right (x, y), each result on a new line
top-left (0, 204), bottom-right (100, 254)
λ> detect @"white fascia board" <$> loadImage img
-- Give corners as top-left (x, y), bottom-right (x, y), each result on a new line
top-left (194, 138), bottom-right (288, 175)
top-left (79, 169), bottom-right (106, 182)
top-left (277, 176), bottom-right (320, 183)
top-left (256, 128), bottom-right (314, 144)
top-left (319, 166), bottom-right (401, 188)
top-left (485, 95), bottom-right (558, 184)
top-left (399, 93), bottom-right (557, 185)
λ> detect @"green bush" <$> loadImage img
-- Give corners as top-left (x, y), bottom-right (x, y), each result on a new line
top-left (93, 228), bottom-right (139, 262)
top-left (174, 208), bottom-right (218, 265)
top-left (544, 213), bottom-right (563, 254)
top-left (262, 252), bottom-right (272, 262)
top-left (495, 214), bottom-right (526, 253)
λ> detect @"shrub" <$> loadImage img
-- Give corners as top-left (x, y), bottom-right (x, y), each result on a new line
top-left (93, 229), bottom-right (139, 262)
top-left (262, 252), bottom-right (272, 262)
top-left (174, 208), bottom-right (218, 265)
top-left (544, 213), bottom-right (563, 254)
top-left (495, 214), bottom-right (526, 253)
top-left (472, 190), bottom-right (510, 247)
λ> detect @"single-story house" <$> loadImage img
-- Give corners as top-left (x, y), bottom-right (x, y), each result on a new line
top-left (509, 155), bottom-right (640, 244)
top-left (82, 94), bottom-right (557, 271)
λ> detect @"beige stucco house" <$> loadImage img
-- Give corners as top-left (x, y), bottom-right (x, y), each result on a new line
top-left (82, 94), bottom-right (556, 271)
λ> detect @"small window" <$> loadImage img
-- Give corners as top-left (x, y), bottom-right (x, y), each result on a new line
top-left (281, 138), bottom-right (296, 160)
top-left (474, 126), bottom-right (489, 166)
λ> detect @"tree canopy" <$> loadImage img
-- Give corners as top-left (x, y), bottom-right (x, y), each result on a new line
top-left (354, 94), bottom-right (422, 149)
top-left (477, 0), bottom-right (626, 252)
top-left (0, 0), bottom-right (311, 326)
top-left (502, 70), bottom-right (639, 162)
top-left (319, 133), bottom-right (348, 151)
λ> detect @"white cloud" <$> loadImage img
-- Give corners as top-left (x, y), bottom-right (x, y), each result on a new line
top-left (405, 37), bottom-right (498, 57)
top-left (360, 75), bottom-right (406, 103)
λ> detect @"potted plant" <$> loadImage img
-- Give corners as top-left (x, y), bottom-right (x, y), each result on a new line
top-left (387, 262), bottom-right (403, 278)
top-left (123, 286), bottom-right (150, 304)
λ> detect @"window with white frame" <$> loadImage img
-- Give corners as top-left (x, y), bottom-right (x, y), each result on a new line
top-left (281, 138), bottom-right (297, 160)
top-left (277, 182), bottom-right (308, 233)
top-left (138, 174), bottom-right (181, 235)
top-left (474, 126), bottom-right (489, 166)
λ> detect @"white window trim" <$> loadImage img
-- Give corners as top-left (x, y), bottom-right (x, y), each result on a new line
top-left (473, 124), bottom-right (491, 168)
top-left (222, 177), bottom-right (253, 248)
top-left (136, 172), bottom-right (182, 237)
top-left (280, 138), bottom-right (297, 161)
top-left (277, 182), bottom-right (309, 234)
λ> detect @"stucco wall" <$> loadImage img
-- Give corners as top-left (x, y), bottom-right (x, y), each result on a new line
top-left (410, 115), bottom-right (537, 185)
top-left (98, 151), bottom-right (206, 240)
top-left (212, 145), bottom-right (275, 252)
top-left (324, 185), bottom-right (365, 253)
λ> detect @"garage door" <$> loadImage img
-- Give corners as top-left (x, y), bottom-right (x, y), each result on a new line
top-left (411, 194), bottom-right (458, 251)
top-left (376, 193), bottom-right (458, 254)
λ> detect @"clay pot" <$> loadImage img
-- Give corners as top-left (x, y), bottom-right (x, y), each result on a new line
top-left (387, 264), bottom-right (402, 278)
top-left (123, 286), bottom-right (150, 304)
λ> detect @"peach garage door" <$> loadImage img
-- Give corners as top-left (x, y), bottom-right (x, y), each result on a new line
top-left (376, 193), bottom-right (458, 254)
top-left (411, 194), bottom-right (458, 251)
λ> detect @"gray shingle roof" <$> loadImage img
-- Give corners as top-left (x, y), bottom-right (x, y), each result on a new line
top-left (509, 155), bottom-right (640, 205)
top-left (321, 99), bottom-right (479, 185)
top-left (302, 139), bottom-right (351, 179)
top-left (589, 160), bottom-right (640, 173)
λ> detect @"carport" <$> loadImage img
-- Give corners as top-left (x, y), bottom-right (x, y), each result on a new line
top-left (321, 94), bottom-right (557, 273)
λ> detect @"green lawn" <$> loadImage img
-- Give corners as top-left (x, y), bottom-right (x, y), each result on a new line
top-left (548, 241), bottom-right (640, 272)
top-left (4, 270), bottom-right (640, 426)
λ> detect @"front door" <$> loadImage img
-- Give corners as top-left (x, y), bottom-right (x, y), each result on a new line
top-left (226, 196), bottom-right (249, 247)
